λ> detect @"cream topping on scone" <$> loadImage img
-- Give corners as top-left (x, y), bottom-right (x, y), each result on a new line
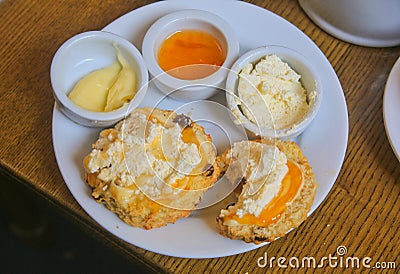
top-left (84, 108), bottom-right (221, 229)
top-left (221, 140), bottom-right (288, 219)
top-left (84, 110), bottom-right (204, 201)
top-left (216, 139), bottom-right (317, 243)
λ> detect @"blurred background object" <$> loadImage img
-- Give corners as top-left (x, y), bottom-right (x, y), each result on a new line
top-left (299, 0), bottom-right (400, 47)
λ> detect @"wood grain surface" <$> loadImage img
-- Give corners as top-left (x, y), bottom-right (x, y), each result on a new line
top-left (0, 0), bottom-right (399, 273)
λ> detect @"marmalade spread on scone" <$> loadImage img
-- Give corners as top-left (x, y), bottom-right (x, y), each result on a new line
top-left (220, 141), bottom-right (303, 226)
top-left (83, 109), bottom-right (214, 209)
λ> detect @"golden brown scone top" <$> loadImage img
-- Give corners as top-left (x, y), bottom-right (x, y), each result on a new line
top-left (84, 107), bottom-right (220, 229)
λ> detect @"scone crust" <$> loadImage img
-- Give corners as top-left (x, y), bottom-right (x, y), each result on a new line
top-left (84, 108), bottom-right (220, 230)
top-left (216, 139), bottom-right (318, 244)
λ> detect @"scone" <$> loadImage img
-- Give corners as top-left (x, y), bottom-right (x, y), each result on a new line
top-left (216, 139), bottom-right (317, 243)
top-left (84, 107), bottom-right (220, 229)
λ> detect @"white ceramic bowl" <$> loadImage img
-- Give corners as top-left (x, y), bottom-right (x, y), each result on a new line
top-left (226, 46), bottom-right (322, 140)
top-left (299, 0), bottom-right (400, 47)
top-left (51, 31), bottom-right (148, 127)
top-left (142, 9), bottom-right (239, 101)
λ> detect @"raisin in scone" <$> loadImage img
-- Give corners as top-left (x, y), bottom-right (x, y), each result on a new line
top-left (84, 107), bottom-right (220, 229)
top-left (216, 139), bottom-right (317, 243)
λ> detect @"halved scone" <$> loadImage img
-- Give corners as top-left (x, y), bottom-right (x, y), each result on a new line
top-left (84, 107), bottom-right (220, 229)
top-left (216, 139), bottom-right (317, 243)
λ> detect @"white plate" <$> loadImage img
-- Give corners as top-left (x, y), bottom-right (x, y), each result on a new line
top-left (384, 57), bottom-right (400, 162)
top-left (52, 0), bottom-right (348, 258)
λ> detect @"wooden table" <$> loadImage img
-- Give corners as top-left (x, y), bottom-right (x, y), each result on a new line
top-left (1, 0), bottom-right (399, 272)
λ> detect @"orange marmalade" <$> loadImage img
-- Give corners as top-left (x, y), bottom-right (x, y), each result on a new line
top-left (157, 30), bottom-right (225, 80)
top-left (226, 161), bottom-right (303, 227)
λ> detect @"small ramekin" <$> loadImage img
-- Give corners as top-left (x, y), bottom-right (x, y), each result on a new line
top-left (142, 9), bottom-right (239, 101)
top-left (225, 46), bottom-right (322, 140)
top-left (51, 31), bottom-right (148, 127)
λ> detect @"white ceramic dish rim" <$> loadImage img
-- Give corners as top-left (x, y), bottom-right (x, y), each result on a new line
top-left (226, 45), bottom-right (322, 139)
top-left (142, 9), bottom-right (239, 89)
top-left (50, 30), bottom-right (149, 123)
